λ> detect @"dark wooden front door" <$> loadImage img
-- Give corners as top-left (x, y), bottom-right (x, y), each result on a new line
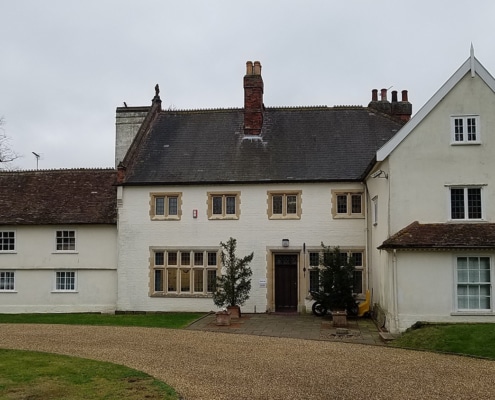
top-left (275, 254), bottom-right (298, 312)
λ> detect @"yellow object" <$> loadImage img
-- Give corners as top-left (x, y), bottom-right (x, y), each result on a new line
top-left (357, 290), bottom-right (370, 317)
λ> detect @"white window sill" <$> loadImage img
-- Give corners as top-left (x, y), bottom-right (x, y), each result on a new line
top-left (51, 290), bottom-right (78, 294)
top-left (52, 251), bottom-right (78, 254)
top-left (0, 251), bottom-right (17, 254)
top-left (450, 141), bottom-right (481, 146)
top-left (451, 311), bottom-right (493, 316)
top-left (0, 290), bottom-right (17, 293)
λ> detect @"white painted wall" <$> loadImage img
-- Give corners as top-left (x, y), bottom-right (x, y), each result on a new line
top-left (0, 225), bottom-right (117, 313)
top-left (117, 182), bottom-right (367, 313)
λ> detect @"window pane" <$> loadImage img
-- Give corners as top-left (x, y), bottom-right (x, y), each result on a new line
top-left (194, 252), bottom-right (204, 266)
top-left (168, 197), bottom-right (178, 216)
top-left (212, 196), bottom-right (222, 214)
top-left (207, 270), bottom-right (216, 292)
top-left (454, 118), bottom-right (464, 141)
top-left (286, 195), bottom-right (297, 214)
top-left (351, 252), bottom-right (363, 267)
top-left (309, 252), bottom-right (320, 267)
top-left (0, 272), bottom-right (14, 290)
top-left (226, 196), bottom-right (236, 214)
top-left (450, 188), bottom-right (465, 219)
top-left (0, 232), bottom-right (15, 251)
top-left (56, 230), bottom-right (75, 251)
top-left (167, 269), bottom-right (177, 291)
top-left (167, 252), bottom-right (177, 265)
top-left (181, 252), bottom-right (190, 266)
top-left (180, 269), bottom-right (190, 292)
top-left (467, 118), bottom-right (476, 141)
top-left (154, 269), bottom-right (163, 291)
top-left (207, 252), bottom-right (217, 266)
top-left (309, 270), bottom-right (319, 292)
top-left (457, 257), bottom-right (491, 310)
top-left (155, 252), bottom-right (164, 265)
top-left (353, 270), bottom-right (363, 293)
top-left (194, 269), bottom-right (203, 292)
top-left (351, 195), bottom-right (362, 214)
top-left (272, 195), bottom-right (283, 214)
top-left (337, 195), bottom-right (347, 214)
top-left (467, 188), bottom-right (482, 219)
top-left (155, 197), bottom-right (165, 215)
top-left (56, 271), bottom-right (75, 291)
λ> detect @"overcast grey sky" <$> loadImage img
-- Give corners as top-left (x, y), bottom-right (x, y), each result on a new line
top-left (1, 0), bottom-right (494, 170)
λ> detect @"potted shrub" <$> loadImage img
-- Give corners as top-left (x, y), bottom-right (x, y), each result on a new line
top-left (213, 237), bottom-right (253, 320)
top-left (319, 245), bottom-right (356, 327)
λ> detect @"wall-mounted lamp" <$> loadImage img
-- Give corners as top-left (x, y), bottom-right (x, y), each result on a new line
top-left (282, 239), bottom-right (289, 247)
top-left (370, 169), bottom-right (388, 179)
top-left (193, 209), bottom-right (198, 218)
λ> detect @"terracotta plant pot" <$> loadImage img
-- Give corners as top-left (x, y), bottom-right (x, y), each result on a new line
top-left (331, 310), bottom-right (348, 327)
top-left (215, 310), bottom-right (231, 326)
top-left (227, 305), bottom-right (241, 319)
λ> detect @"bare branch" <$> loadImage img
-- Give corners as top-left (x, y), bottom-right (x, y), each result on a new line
top-left (0, 117), bottom-right (21, 169)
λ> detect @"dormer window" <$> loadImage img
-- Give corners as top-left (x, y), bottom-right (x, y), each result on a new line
top-left (451, 115), bottom-right (480, 144)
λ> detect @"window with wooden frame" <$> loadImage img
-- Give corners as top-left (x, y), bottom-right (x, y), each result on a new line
top-left (267, 191), bottom-right (302, 219)
top-left (150, 192), bottom-right (182, 220)
top-left (151, 248), bottom-right (219, 296)
top-left (331, 191), bottom-right (364, 219)
top-left (207, 192), bottom-right (240, 220)
top-left (451, 115), bottom-right (480, 144)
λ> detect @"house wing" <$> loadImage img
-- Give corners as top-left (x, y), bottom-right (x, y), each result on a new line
top-left (377, 48), bottom-right (495, 162)
top-left (0, 169), bottom-right (117, 225)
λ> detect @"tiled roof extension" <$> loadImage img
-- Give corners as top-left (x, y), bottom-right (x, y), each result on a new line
top-left (378, 221), bottom-right (495, 250)
top-left (0, 169), bottom-right (117, 225)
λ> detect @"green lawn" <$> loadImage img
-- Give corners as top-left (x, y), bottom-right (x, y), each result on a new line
top-left (0, 349), bottom-right (178, 399)
top-left (391, 323), bottom-right (495, 359)
top-left (0, 312), bottom-right (204, 329)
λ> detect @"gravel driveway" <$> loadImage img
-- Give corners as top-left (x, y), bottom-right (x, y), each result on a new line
top-left (1, 324), bottom-right (494, 399)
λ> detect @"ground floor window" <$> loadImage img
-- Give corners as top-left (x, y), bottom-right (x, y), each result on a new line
top-left (152, 248), bottom-right (219, 295)
top-left (55, 271), bottom-right (76, 291)
top-left (307, 249), bottom-right (364, 294)
top-left (456, 256), bottom-right (491, 311)
top-left (0, 271), bottom-right (15, 291)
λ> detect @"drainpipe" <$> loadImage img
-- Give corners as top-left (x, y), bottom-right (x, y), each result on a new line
top-left (392, 249), bottom-right (399, 333)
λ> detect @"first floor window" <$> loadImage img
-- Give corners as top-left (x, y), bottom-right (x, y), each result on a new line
top-left (332, 191), bottom-right (364, 218)
top-left (457, 256), bottom-right (491, 311)
top-left (152, 249), bottom-right (219, 295)
top-left (151, 192), bottom-right (182, 220)
top-left (207, 192), bottom-right (240, 219)
top-left (268, 191), bottom-right (302, 219)
top-left (0, 271), bottom-right (15, 291)
top-left (450, 187), bottom-right (482, 220)
top-left (56, 230), bottom-right (76, 251)
top-left (0, 231), bottom-right (15, 252)
top-left (55, 271), bottom-right (76, 291)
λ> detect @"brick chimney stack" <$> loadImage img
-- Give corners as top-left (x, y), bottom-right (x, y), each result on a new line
top-left (368, 88), bottom-right (412, 123)
top-left (244, 61), bottom-right (264, 135)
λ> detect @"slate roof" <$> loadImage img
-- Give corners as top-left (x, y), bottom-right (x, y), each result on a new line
top-left (378, 221), bottom-right (495, 250)
top-left (121, 106), bottom-right (403, 185)
top-left (0, 169), bottom-right (117, 225)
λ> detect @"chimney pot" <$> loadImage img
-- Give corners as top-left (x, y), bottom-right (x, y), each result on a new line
top-left (246, 61), bottom-right (253, 75)
top-left (391, 90), bottom-right (398, 103)
top-left (371, 89), bottom-right (378, 102)
top-left (380, 88), bottom-right (388, 101)
top-left (401, 90), bottom-right (409, 102)
top-left (253, 61), bottom-right (262, 75)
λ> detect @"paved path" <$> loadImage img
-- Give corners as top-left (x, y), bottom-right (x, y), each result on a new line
top-left (1, 323), bottom-right (494, 399)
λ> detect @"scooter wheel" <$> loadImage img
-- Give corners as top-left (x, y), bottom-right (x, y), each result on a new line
top-left (312, 302), bottom-right (327, 316)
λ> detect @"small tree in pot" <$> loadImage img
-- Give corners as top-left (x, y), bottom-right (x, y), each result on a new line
top-left (319, 245), bottom-right (356, 325)
top-left (213, 237), bottom-right (254, 319)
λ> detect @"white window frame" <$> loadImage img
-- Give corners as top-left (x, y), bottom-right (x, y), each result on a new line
top-left (53, 270), bottom-right (77, 292)
top-left (451, 115), bottom-right (480, 144)
top-left (0, 231), bottom-right (16, 253)
top-left (0, 271), bottom-right (16, 291)
top-left (454, 256), bottom-right (492, 312)
top-left (448, 186), bottom-right (484, 221)
top-left (55, 230), bottom-right (77, 252)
